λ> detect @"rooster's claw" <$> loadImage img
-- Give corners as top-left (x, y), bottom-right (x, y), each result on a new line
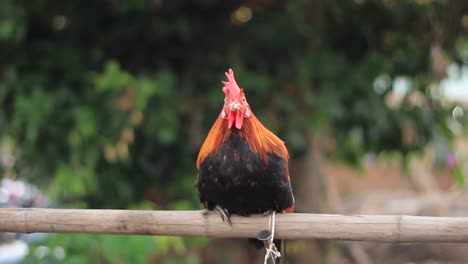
top-left (215, 205), bottom-right (232, 225)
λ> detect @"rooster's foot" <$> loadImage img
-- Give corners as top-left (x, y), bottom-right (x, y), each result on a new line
top-left (214, 205), bottom-right (231, 225)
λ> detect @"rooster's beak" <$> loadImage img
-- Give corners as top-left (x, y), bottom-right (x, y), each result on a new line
top-left (229, 101), bottom-right (240, 111)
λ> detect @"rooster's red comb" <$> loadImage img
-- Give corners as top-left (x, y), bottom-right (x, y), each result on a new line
top-left (222, 69), bottom-right (241, 99)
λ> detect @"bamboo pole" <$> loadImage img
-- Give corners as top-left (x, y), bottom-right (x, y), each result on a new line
top-left (0, 208), bottom-right (468, 242)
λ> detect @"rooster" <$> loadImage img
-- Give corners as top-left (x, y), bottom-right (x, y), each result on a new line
top-left (196, 69), bottom-right (295, 224)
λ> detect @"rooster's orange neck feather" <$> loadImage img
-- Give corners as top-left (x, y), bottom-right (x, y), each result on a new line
top-left (196, 114), bottom-right (289, 177)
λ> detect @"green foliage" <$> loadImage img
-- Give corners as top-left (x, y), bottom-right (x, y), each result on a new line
top-left (25, 233), bottom-right (202, 264)
top-left (1, 0), bottom-right (466, 262)
top-left (101, 235), bottom-right (155, 263)
top-left (454, 166), bottom-right (465, 186)
top-left (0, 0), bottom-right (26, 42)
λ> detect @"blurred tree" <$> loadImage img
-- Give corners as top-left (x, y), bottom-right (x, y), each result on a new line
top-left (1, 0), bottom-right (467, 262)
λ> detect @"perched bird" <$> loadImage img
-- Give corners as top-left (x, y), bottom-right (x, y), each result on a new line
top-left (196, 69), bottom-right (295, 223)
